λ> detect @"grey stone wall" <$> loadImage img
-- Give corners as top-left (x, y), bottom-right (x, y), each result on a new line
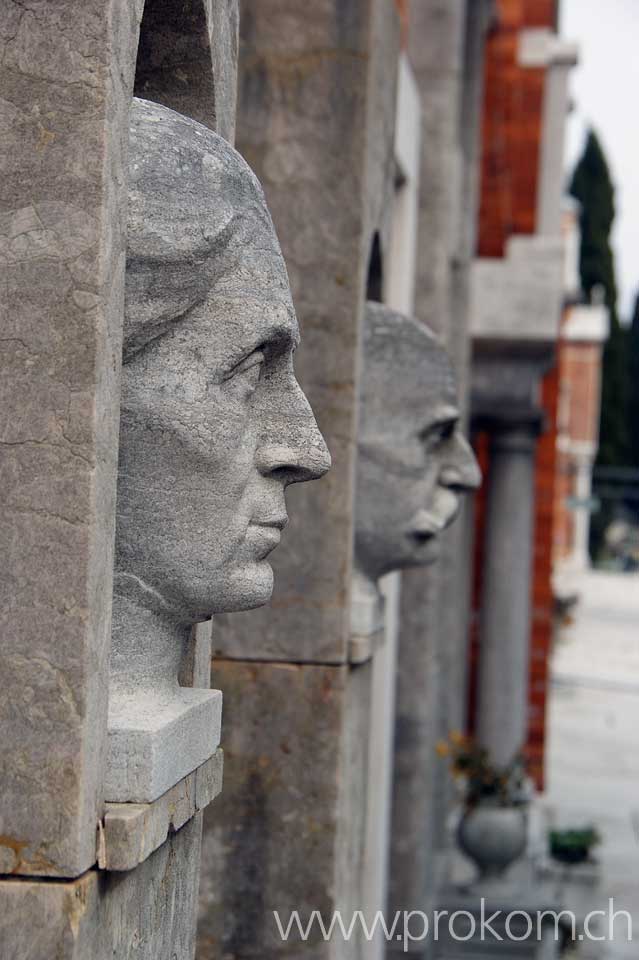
top-left (134, 0), bottom-right (239, 141)
top-left (0, 0), bottom-right (144, 880)
top-left (388, 0), bottom-right (493, 938)
top-left (197, 2), bottom-right (401, 957)
top-left (209, 0), bottom-right (399, 664)
top-left (1, 2), bottom-right (502, 957)
top-left (198, 659), bottom-right (372, 958)
top-left (1, 3), bottom-right (243, 957)
top-left (0, 815), bottom-right (204, 960)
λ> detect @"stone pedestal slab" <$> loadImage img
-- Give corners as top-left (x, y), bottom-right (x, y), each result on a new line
top-left (432, 887), bottom-right (568, 960)
top-left (105, 688), bottom-right (222, 802)
top-left (100, 750), bottom-right (223, 872)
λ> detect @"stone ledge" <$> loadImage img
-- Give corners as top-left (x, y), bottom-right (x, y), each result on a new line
top-left (348, 628), bottom-right (385, 664)
top-left (98, 749), bottom-right (223, 872)
top-left (106, 686), bottom-right (222, 803)
top-left (471, 236), bottom-right (564, 345)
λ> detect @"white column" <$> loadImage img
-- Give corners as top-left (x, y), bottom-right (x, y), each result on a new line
top-left (477, 417), bottom-right (539, 768)
top-left (571, 454), bottom-right (594, 570)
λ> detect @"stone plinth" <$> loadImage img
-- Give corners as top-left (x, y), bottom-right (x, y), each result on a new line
top-left (105, 688), bottom-right (222, 803)
top-left (471, 237), bottom-right (565, 344)
top-left (432, 888), bottom-right (567, 960)
top-left (100, 750), bottom-right (223, 872)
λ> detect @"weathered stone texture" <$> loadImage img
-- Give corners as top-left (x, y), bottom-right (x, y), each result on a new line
top-left (0, 814), bottom-right (203, 959)
top-left (134, 0), bottom-right (239, 142)
top-left (388, 0), bottom-right (492, 931)
top-left (388, 569), bottom-right (439, 911)
top-left (210, 0), bottom-right (400, 663)
top-left (355, 302), bottom-right (479, 585)
top-left (197, 658), bottom-right (371, 959)
top-left (0, 0), bottom-right (143, 877)
top-left (108, 97), bottom-right (328, 803)
top-left (100, 749), bottom-right (223, 872)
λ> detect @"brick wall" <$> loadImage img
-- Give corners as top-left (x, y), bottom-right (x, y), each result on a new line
top-left (527, 365), bottom-right (559, 789)
top-left (553, 331), bottom-right (604, 563)
top-left (477, 0), bottom-right (557, 255)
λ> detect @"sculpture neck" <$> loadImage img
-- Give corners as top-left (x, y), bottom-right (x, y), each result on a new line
top-left (110, 591), bottom-right (190, 698)
top-left (350, 564), bottom-right (385, 637)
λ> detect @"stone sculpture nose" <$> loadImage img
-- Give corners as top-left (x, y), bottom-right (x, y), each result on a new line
top-left (439, 432), bottom-right (481, 492)
top-left (255, 417), bottom-right (331, 484)
top-left (255, 376), bottom-right (331, 483)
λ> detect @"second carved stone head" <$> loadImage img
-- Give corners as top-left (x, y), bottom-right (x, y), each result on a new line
top-left (355, 301), bottom-right (480, 584)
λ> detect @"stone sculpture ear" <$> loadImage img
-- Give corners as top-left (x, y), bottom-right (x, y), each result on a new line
top-left (106, 99), bottom-right (330, 803)
top-left (352, 302), bottom-right (480, 637)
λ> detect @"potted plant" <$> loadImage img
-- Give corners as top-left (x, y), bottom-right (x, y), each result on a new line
top-left (437, 732), bottom-right (530, 881)
top-left (549, 826), bottom-right (601, 865)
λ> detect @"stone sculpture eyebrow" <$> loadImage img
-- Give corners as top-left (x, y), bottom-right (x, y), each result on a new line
top-left (220, 311), bottom-right (299, 374)
top-left (419, 405), bottom-right (460, 435)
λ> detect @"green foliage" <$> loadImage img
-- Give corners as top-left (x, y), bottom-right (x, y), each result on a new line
top-left (570, 132), bottom-right (616, 306)
top-left (570, 130), bottom-right (629, 470)
top-left (549, 826), bottom-right (601, 864)
top-left (628, 294), bottom-right (639, 470)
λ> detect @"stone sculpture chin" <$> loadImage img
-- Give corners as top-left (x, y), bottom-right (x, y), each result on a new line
top-left (352, 301), bottom-right (480, 636)
top-left (106, 98), bottom-right (330, 803)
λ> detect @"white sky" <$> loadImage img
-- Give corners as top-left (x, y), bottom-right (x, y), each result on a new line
top-left (560, 0), bottom-right (639, 321)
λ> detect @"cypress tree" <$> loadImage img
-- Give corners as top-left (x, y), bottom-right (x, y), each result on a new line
top-left (569, 130), bottom-right (628, 468)
top-left (628, 293), bottom-right (639, 470)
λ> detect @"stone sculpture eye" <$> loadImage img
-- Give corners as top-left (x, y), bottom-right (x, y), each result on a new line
top-left (223, 349), bottom-right (265, 393)
top-left (436, 420), bottom-right (456, 443)
top-left (420, 419), bottom-right (456, 449)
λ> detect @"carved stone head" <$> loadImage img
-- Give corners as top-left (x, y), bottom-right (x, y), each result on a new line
top-left (107, 99), bottom-right (331, 802)
top-left (355, 302), bottom-right (480, 583)
top-left (115, 99), bottom-right (331, 622)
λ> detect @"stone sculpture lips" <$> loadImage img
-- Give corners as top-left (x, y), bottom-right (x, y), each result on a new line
top-left (409, 495), bottom-right (460, 544)
top-left (246, 516), bottom-right (288, 559)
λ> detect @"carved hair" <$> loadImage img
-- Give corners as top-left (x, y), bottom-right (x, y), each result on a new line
top-left (124, 98), bottom-right (288, 361)
top-left (360, 301), bottom-right (453, 433)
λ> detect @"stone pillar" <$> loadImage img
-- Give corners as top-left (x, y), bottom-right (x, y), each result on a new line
top-left (0, 4), bottom-right (239, 957)
top-left (387, 2), bottom-right (493, 941)
top-left (360, 55), bottom-right (421, 960)
top-left (196, 3), bottom-right (401, 957)
top-left (476, 413), bottom-right (541, 767)
top-left (571, 453), bottom-right (594, 570)
top-left (0, 0), bottom-right (142, 882)
top-left (468, 5), bottom-right (578, 802)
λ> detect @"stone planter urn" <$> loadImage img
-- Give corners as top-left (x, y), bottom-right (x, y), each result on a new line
top-left (457, 803), bottom-right (527, 880)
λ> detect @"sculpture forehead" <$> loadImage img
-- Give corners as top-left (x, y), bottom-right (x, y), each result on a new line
top-left (127, 97), bottom-right (270, 249)
top-left (360, 302), bottom-right (457, 430)
top-left (124, 98), bottom-right (294, 358)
